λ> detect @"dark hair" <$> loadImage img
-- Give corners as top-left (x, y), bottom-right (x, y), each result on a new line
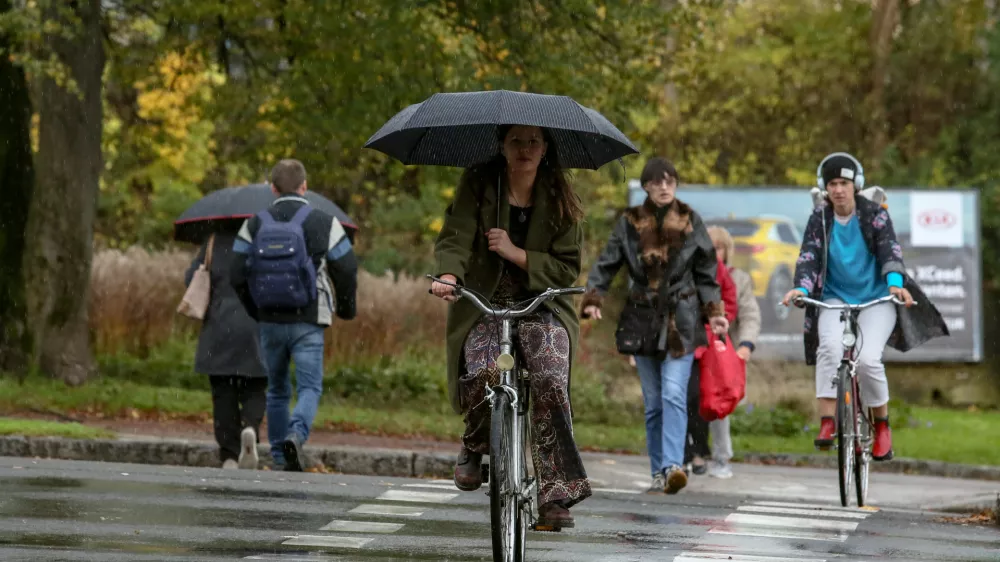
top-left (489, 124), bottom-right (583, 224)
top-left (640, 157), bottom-right (679, 186)
top-left (270, 159), bottom-right (307, 194)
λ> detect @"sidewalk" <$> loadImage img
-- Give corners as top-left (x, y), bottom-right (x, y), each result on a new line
top-left (2, 416), bottom-right (997, 513)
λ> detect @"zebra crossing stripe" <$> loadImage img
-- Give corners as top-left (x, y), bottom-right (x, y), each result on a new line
top-left (318, 520), bottom-right (404, 533)
top-left (281, 535), bottom-right (373, 548)
top-left (376, 489), bottom-right (458, 503)
top-left (737, 505), bottom-right (871, 519)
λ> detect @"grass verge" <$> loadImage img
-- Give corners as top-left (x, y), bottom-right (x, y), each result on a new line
top-left (1, 377), bottom-right (997, 466)
top-left (0, 418), bottom-right (116, 440)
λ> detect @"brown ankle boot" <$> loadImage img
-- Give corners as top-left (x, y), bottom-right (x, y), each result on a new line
top-left (453, 447), bottom-right (483, 491)
top-left (536, 501), bottom-right (574, 531)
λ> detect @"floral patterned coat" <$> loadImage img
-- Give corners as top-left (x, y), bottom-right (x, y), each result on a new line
top-left (793, 195), bottom-right (949, 365)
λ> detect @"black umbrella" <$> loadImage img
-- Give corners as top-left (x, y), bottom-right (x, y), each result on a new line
top-left (173, 183), bottom-right (358, 244)
top-left (364, 90), bottom-right (639, 170)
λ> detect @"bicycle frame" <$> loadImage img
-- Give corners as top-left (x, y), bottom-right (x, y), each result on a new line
top-left (794, 293), bottom-right (912, 506)
top-left (427, 275), bottom-right (584, 559)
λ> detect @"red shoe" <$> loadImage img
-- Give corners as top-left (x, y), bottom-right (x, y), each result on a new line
top-left (814, 417), bottom-right (835, 450)
top-left (873, 418), bottom-right (894, 461)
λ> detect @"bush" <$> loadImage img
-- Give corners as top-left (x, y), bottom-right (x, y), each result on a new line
top-left (325, 350), bottom-right (449, 406)
top-left (730, 403), bottom-right (809, 437)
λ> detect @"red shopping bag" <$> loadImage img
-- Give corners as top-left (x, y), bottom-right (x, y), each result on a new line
top-left (694, 326), bottom-right (746, 422)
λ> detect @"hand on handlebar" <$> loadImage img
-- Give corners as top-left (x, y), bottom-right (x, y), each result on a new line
top-left (889, 286), bottom-right (914, 308)
top-left (782, 289), bottom-right (805, 307)
top-left (430, 274), bottom-right (459, 302)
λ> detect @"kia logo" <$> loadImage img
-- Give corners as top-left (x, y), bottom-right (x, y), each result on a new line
top-left (917, 210), bottom-right (956, 229)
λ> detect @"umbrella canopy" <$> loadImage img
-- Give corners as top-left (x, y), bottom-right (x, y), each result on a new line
top-left (173, 183), bottom-right (358, 244)
top-left (364, 90), bottom-right (639, 170)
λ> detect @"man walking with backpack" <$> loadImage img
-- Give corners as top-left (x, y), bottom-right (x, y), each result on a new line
top-left (231, 159), bottom-right (358, 471)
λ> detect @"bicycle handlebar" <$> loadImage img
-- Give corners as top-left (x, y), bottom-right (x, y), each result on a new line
top-left (426, 274), bottom-right (585, 318)
top-left (793, 293), bottom-right (915, 311)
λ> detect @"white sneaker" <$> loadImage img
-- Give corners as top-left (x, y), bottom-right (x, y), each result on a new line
top-left (238, 427), bottom-right (259, 470)
top-left (222, 459), bottom-right (239, 470)
top-left (708, 461), bottom-right (733, 479)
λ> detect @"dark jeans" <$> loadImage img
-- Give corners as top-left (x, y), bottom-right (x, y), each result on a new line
top-left (684, 360), bottom-right (711, 464)
top-left (209, 375), bottom-right (267, 462)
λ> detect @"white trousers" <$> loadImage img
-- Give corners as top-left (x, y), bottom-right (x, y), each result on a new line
top-left (815, 298), bottom-right (896, 408)
top-left (709, 417), bottom-right (732, 462)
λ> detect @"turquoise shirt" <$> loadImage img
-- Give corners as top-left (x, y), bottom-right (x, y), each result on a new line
top-left (796, 214), bottom-right (903, 303)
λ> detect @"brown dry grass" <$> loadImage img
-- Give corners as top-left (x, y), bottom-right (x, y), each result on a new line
top-left (89, 247), bottom-right (195, 356)
top-left (325, 270), bottom-right (447, 363)
top-left (88, 247), bottom-right (446, 363)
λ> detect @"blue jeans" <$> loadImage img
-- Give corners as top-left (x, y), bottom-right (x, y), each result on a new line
top-left (259, 322), bottom-right (325, 465)
top-left (634, 353), bottom-right (695, 476)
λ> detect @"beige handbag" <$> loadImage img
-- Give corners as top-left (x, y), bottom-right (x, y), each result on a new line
top-left (177, 233), bottom-right (215, 320)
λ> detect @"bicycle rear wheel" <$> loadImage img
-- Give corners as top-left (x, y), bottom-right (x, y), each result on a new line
top-left (854, 385), bottom-right (871, 507)
top-left (490, 390), bottom-right (523, 562)
top-left (836, 364), bottom-right (855, 507)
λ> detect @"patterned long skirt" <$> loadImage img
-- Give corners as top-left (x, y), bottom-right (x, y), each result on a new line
top-left (459, 309), bottom-right (592, 508)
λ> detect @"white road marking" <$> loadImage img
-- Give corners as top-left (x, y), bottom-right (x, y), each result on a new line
top-left (243, 554), bottom-right (343, 562)
top-left (737, 505), bottom-right (870, 519)
top-left (675, 553), bottom-right (827, 561)
top-left (708, 527), bottom-right (849, 543)
top-left (281, 535), bottom-right (373, 548)
top-left (376, 489), bottom-right (458, 503)
top-left (402, 483), bottom-right (459, 491)
top-left (724, 513), bottom-right (859, 532)
top-left (318, 520), bottom-right (404, 533)
top-left (349, 504), bottom-right (425, 517)
top-left (754, 500), bottom-right (876, 513)
top-left (592, 487), bottom-right (642, 495)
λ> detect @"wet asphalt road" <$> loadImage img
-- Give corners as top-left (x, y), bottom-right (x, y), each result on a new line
top-left (0, 456), bottom-right (997, 561)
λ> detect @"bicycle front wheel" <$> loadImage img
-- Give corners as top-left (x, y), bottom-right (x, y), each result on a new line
top-left (854, 400), bottom-right (872, 507)
top-left (836, 364), bottom-right (855, 507)
top-left (490, 390), bottom-right (523, 562)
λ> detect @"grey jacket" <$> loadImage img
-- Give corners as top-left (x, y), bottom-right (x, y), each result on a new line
top-left (185, 232), bottom-right (266, 377)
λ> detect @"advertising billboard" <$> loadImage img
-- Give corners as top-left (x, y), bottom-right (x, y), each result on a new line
top-left (627, 182), bottom-right (982, 363)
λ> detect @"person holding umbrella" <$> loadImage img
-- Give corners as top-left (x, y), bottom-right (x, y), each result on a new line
top-left (430, 124), bottom-right (590, 530)
top-left (183, 231), bottom-right (267, 470)
top-left (367, 89), bottom-right (640, 530)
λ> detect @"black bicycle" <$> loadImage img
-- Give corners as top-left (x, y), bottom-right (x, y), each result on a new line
top-left (794, 294), bottom-right (910, 507)
top-left (428, 275), bottom-right (584, 562)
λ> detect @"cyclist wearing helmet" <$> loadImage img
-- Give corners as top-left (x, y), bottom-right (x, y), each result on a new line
top-left (781, 153), bottom-right (948, 461)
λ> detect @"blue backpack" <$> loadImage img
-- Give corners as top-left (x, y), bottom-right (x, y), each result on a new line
top-left (247, 205), bottom-right (318, 310)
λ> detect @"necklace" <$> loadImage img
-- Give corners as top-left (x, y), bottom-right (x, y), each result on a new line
top-left (510, 190), bottom-right (528, 223)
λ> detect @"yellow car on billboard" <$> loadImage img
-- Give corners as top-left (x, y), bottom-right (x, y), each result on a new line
top-left (707, 215), bottom-right (802, 324)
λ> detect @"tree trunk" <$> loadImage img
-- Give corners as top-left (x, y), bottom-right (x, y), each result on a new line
top-left (870, 0), bottom-right (900, 169)
top-left (24, 0), bottom-right (105, 385)
top-left (0, 0), bottom-right (35, 374)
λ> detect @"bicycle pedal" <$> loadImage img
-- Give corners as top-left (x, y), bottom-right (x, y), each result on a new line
top-left (532, 524), bottom-right (560, 533)
top-left (480, 463), bottom-right (489, 484)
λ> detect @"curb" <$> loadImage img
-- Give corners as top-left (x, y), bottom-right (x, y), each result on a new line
top-left (0, 435), bottom-right (456, 479)
top-left (2, 435), bottom-right (999, 483)
top-left (738, 452), bottom-right (1000, 482)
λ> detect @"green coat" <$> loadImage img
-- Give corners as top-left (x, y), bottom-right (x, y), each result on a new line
top-left (434, 168), bottom-right (583, 415)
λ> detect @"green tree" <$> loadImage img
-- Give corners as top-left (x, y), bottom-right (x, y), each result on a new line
top-left (23, 0), bottom-right (106, 384)
top-left (0, 0), bottom-right (35, 373)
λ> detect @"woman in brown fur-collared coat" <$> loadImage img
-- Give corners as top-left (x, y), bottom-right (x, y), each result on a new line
top-left (581, 157), bottom-right (729, 495)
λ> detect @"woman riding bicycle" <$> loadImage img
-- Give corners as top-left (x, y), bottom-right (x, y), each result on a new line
top-left (781, 152), bottom-right (948, 461)
top-left (430, 124), bottom-right (589, 530)
top-left (582, 157), bottom-right (729, 495)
